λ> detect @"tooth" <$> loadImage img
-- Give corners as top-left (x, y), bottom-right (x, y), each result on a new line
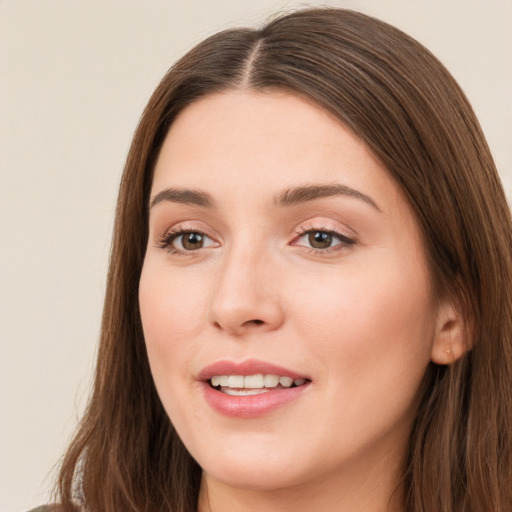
top-left (228, 375), bottom-right (244, 388)
top-left (264, 374), bottom-right (279, 388)
top-left (279, 376), bottom-right (293, 387)
top-left (223, 388), bottom-right (270, 396)
top-left (244, 374), bottom-right (264, 388)
top-left (213, 374), bottom-right (302, 390)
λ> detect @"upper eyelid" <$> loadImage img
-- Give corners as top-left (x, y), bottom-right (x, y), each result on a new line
top-left (157, 220), bottom-right (217, 238)
top-left (293, 229), bottom-right (355, 245)
top-left (295, 227), bottom-right (350, 238)
top-left (161, 227), bottom-right (216, 243)
top-left (293, 218), bottom-right (358, 239)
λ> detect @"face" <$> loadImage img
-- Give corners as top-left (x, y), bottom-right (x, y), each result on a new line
top-left (139, 90), bottom-right (442, 494)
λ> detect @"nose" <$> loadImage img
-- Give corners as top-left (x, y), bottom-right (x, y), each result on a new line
top-left (207, 246), bottom-right (284, 336)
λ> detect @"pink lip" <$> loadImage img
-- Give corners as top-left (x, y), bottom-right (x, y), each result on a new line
top-left (197, 359), bottom-right (311, 419)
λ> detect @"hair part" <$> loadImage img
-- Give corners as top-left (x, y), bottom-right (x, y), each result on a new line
top-left (56, 8), bottom-right (512, 512)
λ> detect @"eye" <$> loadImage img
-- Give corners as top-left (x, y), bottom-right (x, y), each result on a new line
top-left (158, 229), bottom-right (217, 253)
top-left (306, 231), bottom-right (335, 249)
top-left (294, 229), bottom-right (355, 252)
top-left (175, 231), bottom-right (210, 250)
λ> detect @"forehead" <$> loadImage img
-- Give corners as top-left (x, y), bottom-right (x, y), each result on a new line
top-left (152, 90), bottom-right (406, 216)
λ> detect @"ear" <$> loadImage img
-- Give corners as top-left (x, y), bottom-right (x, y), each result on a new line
top-left (430, 299), bottom-right (469, 365)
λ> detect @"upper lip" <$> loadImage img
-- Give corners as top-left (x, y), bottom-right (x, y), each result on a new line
top-left (197, 358), bottom-right (310, 381)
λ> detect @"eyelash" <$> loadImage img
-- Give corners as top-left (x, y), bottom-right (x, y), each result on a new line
top-left (156, 225), bottom-right (356, 255)
top-left (156, 227), bottom-right (216, 255)
top-left (291, 226), bottom-right (356, 254)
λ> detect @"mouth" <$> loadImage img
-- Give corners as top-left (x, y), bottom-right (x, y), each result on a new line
top-left (209, 374), bottom-right (309, 396)
top-left (199, 359), bottom-right (311, 417)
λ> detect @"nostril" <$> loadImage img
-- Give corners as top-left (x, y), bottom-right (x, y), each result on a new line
top-left (212, 318), bottom-right (264, 332)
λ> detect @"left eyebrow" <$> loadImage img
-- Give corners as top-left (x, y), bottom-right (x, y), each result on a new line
top-left (275, 184), bottom-right (381, 212)
top-left (149, 187), bottom-right (215, 209)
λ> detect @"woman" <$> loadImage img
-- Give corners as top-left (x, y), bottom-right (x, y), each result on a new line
top-left (43, 7), bottom-right (512, 512)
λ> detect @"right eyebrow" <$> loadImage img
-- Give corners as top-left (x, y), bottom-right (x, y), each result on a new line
top-left (149, 187), bottom-right (215, 209)
top-left (276, 183), bottom-right (381, 212)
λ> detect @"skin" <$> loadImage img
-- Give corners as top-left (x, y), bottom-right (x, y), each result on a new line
top-left (139, 90), bottom-right (462, 512)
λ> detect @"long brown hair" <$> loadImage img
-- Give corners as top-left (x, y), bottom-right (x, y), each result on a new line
top-left (56, 8), bottom-right (512, 512)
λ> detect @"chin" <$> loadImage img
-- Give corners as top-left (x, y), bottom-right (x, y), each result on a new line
top-left (203, 462), bottom-right (308, 492)
top-left (192, 441), bottom-right (313, 492)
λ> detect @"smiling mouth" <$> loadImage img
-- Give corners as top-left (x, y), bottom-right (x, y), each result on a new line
top-left (209, 374), bottom-right (310, 396)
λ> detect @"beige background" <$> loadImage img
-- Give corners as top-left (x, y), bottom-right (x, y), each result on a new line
top-left (1, 1), bottom-right (510, 510)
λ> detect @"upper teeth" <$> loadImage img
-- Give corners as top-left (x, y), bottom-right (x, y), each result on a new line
top-left (210, 374), bottom-right (306, 389)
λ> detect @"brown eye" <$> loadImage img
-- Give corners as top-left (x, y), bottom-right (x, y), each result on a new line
top-left (179, 232), bottom-right (205, 250)
top-left (158, 229), bottom-right (218, 254)
top-left (308, 231), bottom-right (333, 249)
top-left (294, 228), bottom-right (355, 253)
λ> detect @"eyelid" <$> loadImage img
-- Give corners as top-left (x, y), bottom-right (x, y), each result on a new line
top-left (293, 229), bottom-right (355, 247)
top-left (155, 221), bottom-right (220, 253)
top-left (293, 217), bottom-right (357, 239)
top-left (290, 219), bottom-right (357, 253)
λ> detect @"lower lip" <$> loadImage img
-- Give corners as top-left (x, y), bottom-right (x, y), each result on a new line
top-left (200, 382), bottom-right (310, 418)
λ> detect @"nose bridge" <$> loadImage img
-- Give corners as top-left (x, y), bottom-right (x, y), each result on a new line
top-left (208, 238), bottom-right (283, 335)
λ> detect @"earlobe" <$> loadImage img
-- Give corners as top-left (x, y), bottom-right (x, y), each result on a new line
top-left (430, 300), bottom-right (469, 365)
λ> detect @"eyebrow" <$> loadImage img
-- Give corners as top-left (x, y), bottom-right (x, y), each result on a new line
top-left (149, 183), bottom-right (381, 212)
top-left (150, 188), bottom-right (215, 209)
top-left (276, 184), bottom-right (381, 212)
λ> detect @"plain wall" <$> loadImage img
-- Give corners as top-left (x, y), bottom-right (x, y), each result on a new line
top-left (1, 1), bottom-right (510, 510)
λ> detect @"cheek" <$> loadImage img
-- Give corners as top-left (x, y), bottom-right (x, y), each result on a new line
top-left (138, 264), bottom-right (207, 376)
top-left (139, 262), bottom-right (220, 450)
top-left (291, 255), bottom-right (434, 382)
top-left (288, 260), bottom-right (435, 451)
